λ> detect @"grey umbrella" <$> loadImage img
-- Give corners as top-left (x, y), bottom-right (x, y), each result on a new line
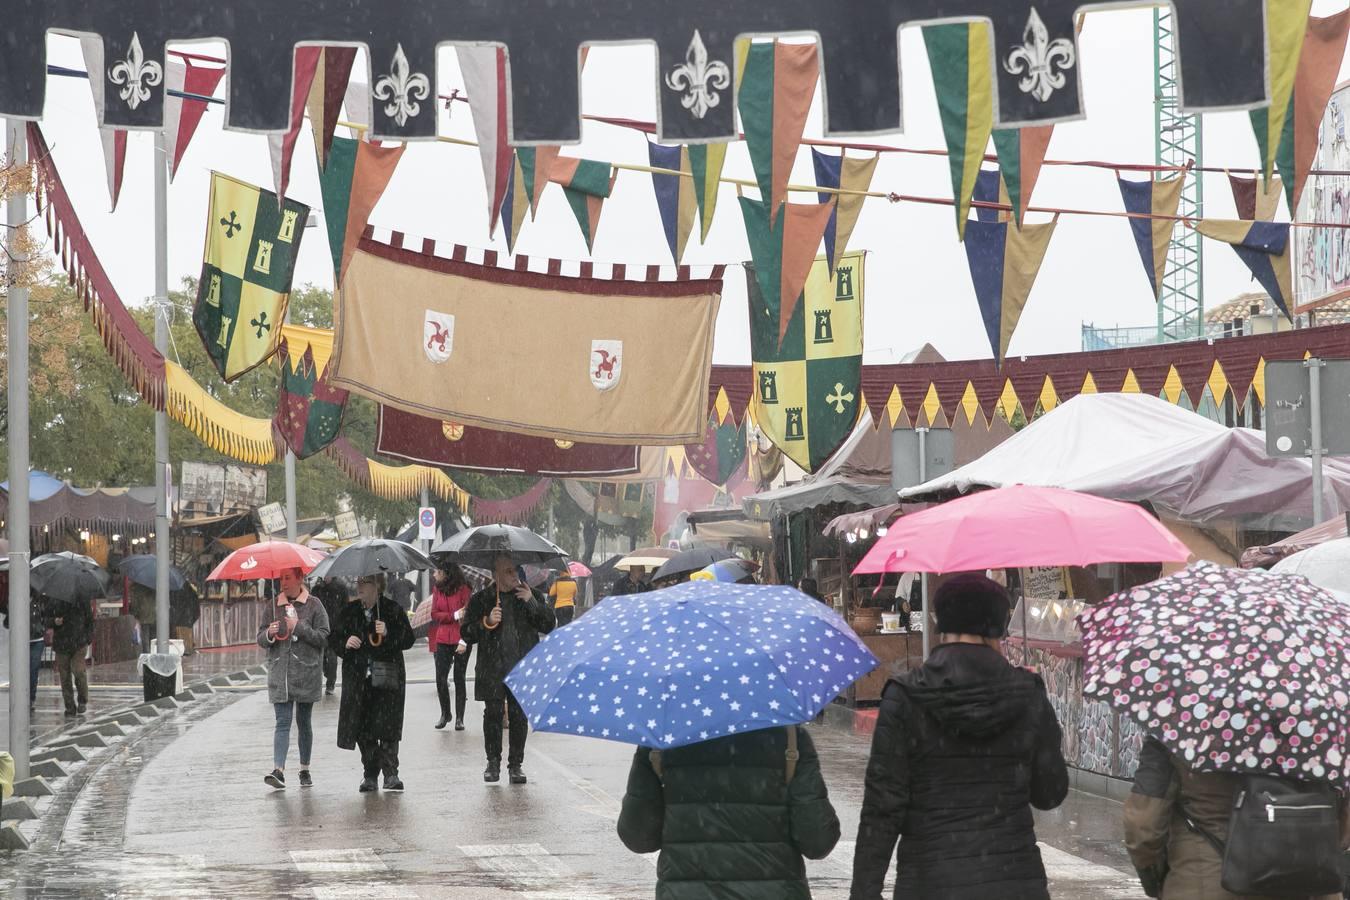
top-left (30, 552), bottom-right (109, 605)
top-left (431, 524), bottom-right (567, 567)
top-left (116, 554), bottom-right (187, 592)
top-left (308, 539), bottom-right (431, 581)
top-left (651, 547), bottom-right (736, 583)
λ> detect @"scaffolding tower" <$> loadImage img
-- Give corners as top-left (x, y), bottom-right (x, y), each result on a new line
top-left (1153, 7), bottom-right (1204, 342)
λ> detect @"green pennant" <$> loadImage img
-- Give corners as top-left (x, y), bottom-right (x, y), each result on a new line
top-left (688, 142), bottom-right (728, 241)
top-left (318, 135), bottom-right (357, 281)
top-left (737, 42), bottom-right (777, 211)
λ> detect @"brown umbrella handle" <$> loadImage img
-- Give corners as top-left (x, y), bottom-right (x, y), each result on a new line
top-left (369, 601), bottom-right (385, 646)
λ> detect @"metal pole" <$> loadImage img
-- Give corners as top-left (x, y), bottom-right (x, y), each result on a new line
top-left (153, 131), bottom-right (171, 654)
top-left (1309, 358), bottom-right (1326, 525)
top-left (284, 450), bottom-right (297, 542)
top-left (7, 120), bottom-right (32, 779)
top-left (918, 427), bottom-right (931, 661)
top-left (419, 486), bottom-right (430, 601)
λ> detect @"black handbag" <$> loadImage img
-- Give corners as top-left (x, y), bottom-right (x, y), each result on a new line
top-left (369, 659), bottom-right (399, 691)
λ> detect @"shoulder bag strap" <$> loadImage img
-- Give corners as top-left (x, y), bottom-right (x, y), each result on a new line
top-left (1179, 801), bottom-right (1227, 859)
top-left (785, 725), bottom-right (800, 785)
top-left (649, 749), bottom-right (663, 783)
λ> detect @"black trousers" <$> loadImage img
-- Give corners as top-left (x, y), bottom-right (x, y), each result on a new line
top-left (483, 688), bottom-right (528, 767)
top-left (323, 645), bottom-right (338, 691)
top-left (358, 738), bottom-right (400, 778)
top-left (554, 606), bottom-right (575, 627)
top-left (434, 643), bottom-right (471, 721)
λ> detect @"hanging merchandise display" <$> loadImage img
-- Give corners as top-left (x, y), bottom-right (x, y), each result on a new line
top-left (331, 231), bottom-right (723, 444)
top-left (376, 405), bottom-right (641, 477)
top-left (963, 217), bottom-right (1058, 365)
top-left (1117, 176), bottom-right (1183, 301)
top-left (747, 250), bottom-right (864, 473)
top-left (274, 325), bottom-right (348, 459)
top-left (191, 172), bottom-right (310, 381)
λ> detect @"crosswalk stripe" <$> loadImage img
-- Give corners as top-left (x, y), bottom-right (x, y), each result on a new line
top-left (289, 848), bottom-right (387, 873)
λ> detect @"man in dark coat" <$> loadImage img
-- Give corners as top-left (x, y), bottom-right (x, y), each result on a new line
top-left (609, 566), bottom-right (651, 597)
top-left (331, 573), bottom-right (416, 793)
top-left (313, 576), bottom-right (350, 694)
top-left (618, 726), bottom-right (840, 899)
top-left (850, 574), bottom-right (1069, 900)
top-left (461, 553), bottom-right (556, 785)
top-left (47, 592), bottom-right (94, 716)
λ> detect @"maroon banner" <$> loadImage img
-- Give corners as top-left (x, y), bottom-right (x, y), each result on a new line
top-left (377, 405), bottom-right (640, 477)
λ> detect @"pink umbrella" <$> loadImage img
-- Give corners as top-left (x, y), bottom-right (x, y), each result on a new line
top-left (567, 561), bottom-right (592, 577)
top-left (853, 485), bottom-right (1190, 575)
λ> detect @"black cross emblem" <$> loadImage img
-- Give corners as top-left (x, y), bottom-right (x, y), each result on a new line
top-left (250, 311), bottom-right (272, 339)
top-left (220, 211), bottom-right (241, 238)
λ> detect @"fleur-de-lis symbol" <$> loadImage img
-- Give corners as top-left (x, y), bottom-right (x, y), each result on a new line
top-left (250, 311), bottom-right (272, 339)
top-left (107, 32), bottom-right (163, 111)
top-left (1003, 7), bottom-right (1077, 103)
top-left (373, 44), bottom-right (431, 128)
top-left (665, 30), bottom-right (731, 121)
top-left (826, 383), bottom-right (855, 414)
top-left (220, 211), bottom-right (241, 238)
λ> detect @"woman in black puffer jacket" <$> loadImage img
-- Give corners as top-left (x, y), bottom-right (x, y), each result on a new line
top-left (850, 574), bottom-right (1069, 900)
top-left (618, 725), bottom-right (840, 900)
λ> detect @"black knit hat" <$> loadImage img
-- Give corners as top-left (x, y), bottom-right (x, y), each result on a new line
top-left (934, 573), bottom-right (1011, 639)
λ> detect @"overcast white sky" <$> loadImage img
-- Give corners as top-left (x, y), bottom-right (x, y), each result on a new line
top-left (31, 4), bottom-right (1350, 366)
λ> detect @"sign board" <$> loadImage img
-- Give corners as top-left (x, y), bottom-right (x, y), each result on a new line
top-left (890, 428), bottom-right (956, 491)
top-left (257, 502), bottom-right (287, 536)
top-left (180, 462), bottom-right (268, 514)
top-left (1264, 359), bottom-right (1350, 457)
top-left (418, 507), bottom-right (437, 541)
top-left (1019, 565), bottom-right (1070, 600)
top-left (1293, 82), bottom-right (1350, 309)
top-left (335, 511), bottom-right (360, 542)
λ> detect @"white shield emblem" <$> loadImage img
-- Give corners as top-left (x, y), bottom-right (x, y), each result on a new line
top-left (590, 340), bottom-right (623, 391)
top-left (423, 311), bottom-right (455, 363)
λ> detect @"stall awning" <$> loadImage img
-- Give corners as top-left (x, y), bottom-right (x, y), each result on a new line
top-left (687, 509), bottom-right (772, 548)
top-left (823, 504), bottom-right (904, 538)
top-left (744, 477), bottom-right (897, 521)
top-left (0, 471), bottom-right (156, 535)
top-left (1241, 513), bottom-right (1350, 569)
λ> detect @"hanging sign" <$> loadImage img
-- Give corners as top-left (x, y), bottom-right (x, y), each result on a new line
top-left (335, 511), bottom-right (360, 541)
top-left (257, 502), bottom-right (287, 536)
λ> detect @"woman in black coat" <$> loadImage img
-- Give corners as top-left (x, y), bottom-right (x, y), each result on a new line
top-left (850, 574), bottom-right (1069, 900)
top-left (331, 573), bottom-right (416, 793)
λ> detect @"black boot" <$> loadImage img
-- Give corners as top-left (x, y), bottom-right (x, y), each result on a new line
top-left (454, 718), bottom-right (465, 731)
top-left (435, 715), bottom-right (449, 730)
top-left (484, 761), bottom-right (501, 783)
top-left (509, 765), bottom-right (527, 785)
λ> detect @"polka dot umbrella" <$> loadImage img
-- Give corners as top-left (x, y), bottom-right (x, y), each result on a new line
top-left (505, 581), bottom-right (880, 749)
top-left (1078, 561), bottom-right (1350, 783)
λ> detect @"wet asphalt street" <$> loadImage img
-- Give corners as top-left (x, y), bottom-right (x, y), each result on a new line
top-left (1, 652), bottom-right (1145, 899)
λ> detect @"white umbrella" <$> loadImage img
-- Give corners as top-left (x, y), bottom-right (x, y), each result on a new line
top-left (1271, 537), bottom-right (1350, 594)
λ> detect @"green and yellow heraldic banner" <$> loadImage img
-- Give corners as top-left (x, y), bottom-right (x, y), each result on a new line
top-left (748, 251), bottom-right (864, 472)
top-left (193, 172), bottom-right (310, 382)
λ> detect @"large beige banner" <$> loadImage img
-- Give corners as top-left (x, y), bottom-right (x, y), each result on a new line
top-left (332, 239), bottom-right (723, 444)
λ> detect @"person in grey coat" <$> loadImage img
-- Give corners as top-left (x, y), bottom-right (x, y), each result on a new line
top-left (258, 567), bottom-right (330, 790)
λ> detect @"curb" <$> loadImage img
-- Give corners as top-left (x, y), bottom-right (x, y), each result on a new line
top-left (1, 664), bottom-right (266, 851)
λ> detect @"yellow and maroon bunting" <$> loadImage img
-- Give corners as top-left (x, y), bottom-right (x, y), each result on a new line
top-left (1278, 10), bottom-right (1350, 214)
top-left (737, 39), bottom-right (819, 222)
top-left (923, 21), bottom-right (993, 239)
top-left (1194, 220), bottom-right (1294, 320)
top-left (1227, 172), bottom-right (1283, 221)
top-left (306, 47), bottom-right (358, 173)
top-left (191, 173), bottom-right (310, 382)
top-left (811, 149), bottom-right (879, 276)
top-left (648, 141), bottom-right (697, 264)
top-left (458, 45), bottom-right (512, 235)
top-left (991, 125), bottom-right (1054, 227)
top-left (963, 217), bottom-right (1058, 365)
top-left (1117, 175), bottom-right (1183, 301)
top-left (1250, 0), bottom-right (1313, 185)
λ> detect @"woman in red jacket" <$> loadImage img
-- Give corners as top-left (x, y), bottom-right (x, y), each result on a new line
top-left (428, 564), bottom-right (472, 730)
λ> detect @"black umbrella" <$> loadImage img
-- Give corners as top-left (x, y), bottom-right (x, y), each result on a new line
top-left (431, 524), bottom-right (566, 567)
top-left (30, 552), bottom-right (109, 604)
top-left (309, 538), bottom-right (431, 581)
top-left (116, 554), bottom-right (187, 592)
top-left (651, 547), bottom-right (736, 583)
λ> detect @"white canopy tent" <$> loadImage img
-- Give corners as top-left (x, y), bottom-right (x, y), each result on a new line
top-left (899, 393), bottom-right (1350, 530)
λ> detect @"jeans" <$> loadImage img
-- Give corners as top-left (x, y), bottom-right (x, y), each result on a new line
top-left (273, 700), bottom-right (314, 770)
top-left (434, 643), bottom-right (471, 722)
top-left (554, 606), bottom-right (575, 627)
top-left (55, 647), bottom-right (89, 712)
top-left (359, 739), bottom-right (400, 779)
top-left (483, 689), bottom-right (529, 767)
top-left (28, 638), bottom-right (43, 705)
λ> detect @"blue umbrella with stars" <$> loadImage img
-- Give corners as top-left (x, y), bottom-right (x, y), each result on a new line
top-left (505, 581), bottom-right (880, 749)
